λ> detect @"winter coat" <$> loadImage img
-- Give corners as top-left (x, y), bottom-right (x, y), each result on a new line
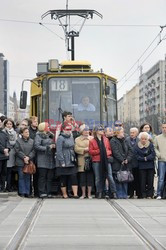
top-left (125, 136), bottom-right (139, 169)
top-left (14, 137), bottom-right (35, 167)
top-left (89, 136), bottom-right (112, 162)
top-left (154, 133), bottom-right (166, 162)
top-left (110, 136), bottom-right (133, 173)
top-left (134, 141), bottom-right (155, 170)
top-left (29, 126), bottom-right (38, 140)
top-left (74, 135), bottom-right (93, 172)
top-left (56, 132), bottom-right (75, 168)
top-left (34, 132), bottom-right (55, 169)
top-left (3, 128), bottom-right (17, 167)
top-left (0, 129), bottom-right (10, 161)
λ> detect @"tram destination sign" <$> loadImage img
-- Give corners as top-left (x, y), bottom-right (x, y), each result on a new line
top-left (50, 79), bottom-right (68, 91)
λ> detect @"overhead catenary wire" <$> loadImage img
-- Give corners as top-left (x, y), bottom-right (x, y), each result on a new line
top-left (117, 26), bottom-right (166, 91)
top-left (1, 16), bottom-right (165, 88)
top-left (117, 32), bottom-right (162, 84)
top-left (39, 22), bottom-right (64, 40)
top-left (0, 18), bottom-right (162, 27)
top-left (117, 44), bottom-right (159, 91)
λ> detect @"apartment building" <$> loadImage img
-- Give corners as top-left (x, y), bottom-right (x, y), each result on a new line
top-left (118, 84), bottom-right (140, 126)
top-left (139, 59), bottom-right (166, 132)
top-left (0, 53), bottom-right (9, 116)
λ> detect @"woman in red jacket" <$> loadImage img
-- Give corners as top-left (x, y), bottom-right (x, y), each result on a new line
top-left (89, 125), bottom-right (117, 199)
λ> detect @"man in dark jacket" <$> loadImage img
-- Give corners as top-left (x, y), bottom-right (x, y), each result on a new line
top-left (28, 116), bottom-right (38, 197)
top-left (125, 127), bottom-right (140, 198)
top-left (0, 118), bottom-right (10, 192)
top-left (29, 116), bottom-right (38, 140)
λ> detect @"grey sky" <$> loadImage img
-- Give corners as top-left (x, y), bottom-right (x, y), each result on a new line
top-left (0, 0), bottom-right (166, 100)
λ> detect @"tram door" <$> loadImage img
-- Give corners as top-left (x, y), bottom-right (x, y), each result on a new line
top-left (31, 95), bottom-right (41, 121)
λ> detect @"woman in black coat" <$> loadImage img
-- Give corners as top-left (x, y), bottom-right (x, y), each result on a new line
top-left (14, 127), bottom-right (35, 197)
top-left (110, 127), bottom-right (133, 199)
top-left (134, 132), bottom-right (155, 199)
top-left (0, 118), bottom-right (10, 192)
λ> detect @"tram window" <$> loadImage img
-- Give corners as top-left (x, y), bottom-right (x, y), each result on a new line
top-left (48, 77), bottom-right (100, 123)
top-left (107, 80), bottom-right (116, 100)
top-left (107, 79), bottom-right (117, 123)
top-left (72, 78), bottom-right (99, 112)
top-left (42, 78), bottom-right (47, 121)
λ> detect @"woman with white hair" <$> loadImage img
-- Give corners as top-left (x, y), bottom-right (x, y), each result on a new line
top-left (125, 127), bottom-right (140, 198)
top-left (134, 132), bottom-right (156, 199)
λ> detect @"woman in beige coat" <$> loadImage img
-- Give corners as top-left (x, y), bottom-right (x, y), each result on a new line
top-left (74, 125), bottom-right (94, 199)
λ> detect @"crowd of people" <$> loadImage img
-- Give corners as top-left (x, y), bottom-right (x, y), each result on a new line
top-left (0, 111), bottom-right (166, 200)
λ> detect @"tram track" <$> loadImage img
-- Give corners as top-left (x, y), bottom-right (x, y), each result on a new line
top-left (3, 198), bottom-right (166, 249)
top-left (107, 199), bottom-right (166, 250)
top-left (6, 199), bottom-right (43, 250)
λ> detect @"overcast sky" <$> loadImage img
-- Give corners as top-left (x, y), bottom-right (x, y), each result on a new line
top-left (0, 0), bottom-right (166, 101)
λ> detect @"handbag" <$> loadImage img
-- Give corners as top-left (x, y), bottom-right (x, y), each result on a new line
top-left (22, 161), bottom-right (36, 174)
top-left (117, 165), bottom-right (134, 183)
top-left (84, 156), bottom-right (92, 172)
top-left (70, 149), bottom-right (77, 163)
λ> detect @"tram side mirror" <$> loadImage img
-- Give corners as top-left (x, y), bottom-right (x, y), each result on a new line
top-left (105, 86), bottom-right (110, 95)
top-left (20, 91), bottom-right (27, 109)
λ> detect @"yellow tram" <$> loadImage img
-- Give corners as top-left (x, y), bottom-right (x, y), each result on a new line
top-left (21, 59), bottom-right (117, 128)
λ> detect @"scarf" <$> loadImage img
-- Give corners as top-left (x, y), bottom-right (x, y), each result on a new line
top-left (95, 136), bottom-right (108, 177)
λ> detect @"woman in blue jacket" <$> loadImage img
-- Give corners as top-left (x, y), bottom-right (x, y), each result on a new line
top-left (134, 132), bottom-right (155, 199)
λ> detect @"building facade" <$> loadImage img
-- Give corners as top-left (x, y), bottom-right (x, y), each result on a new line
top-left (117, 97), bottom-right (124, 122)
top-left (139, 59), bottom-right (166, 132)
top-left (118, 84), bottom-right (140, 128)
top-left (0, 53), bottom-right (9, 116)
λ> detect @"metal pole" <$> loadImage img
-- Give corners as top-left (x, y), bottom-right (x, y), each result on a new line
top-left (71, 35), bottom-right (75, 60)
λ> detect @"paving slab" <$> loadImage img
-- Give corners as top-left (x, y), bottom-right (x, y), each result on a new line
top-left (22, 199), bottom-right (148, 250)
top-left (115, 199), bottom-right (166, 248)
top-left (0, 197), bottom-right (37, 249)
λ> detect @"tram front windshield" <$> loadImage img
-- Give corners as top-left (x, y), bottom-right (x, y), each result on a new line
top-left (49, 77), bottom-right (100, 125)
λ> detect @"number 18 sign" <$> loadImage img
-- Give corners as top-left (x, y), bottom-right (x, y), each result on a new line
top-left (51, 79), bottom-right (68, 91)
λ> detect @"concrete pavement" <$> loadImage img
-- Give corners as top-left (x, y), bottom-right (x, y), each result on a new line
top-left (0, 197), bottom-right (166, 250)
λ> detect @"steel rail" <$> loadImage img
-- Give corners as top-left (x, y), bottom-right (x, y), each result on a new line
top-left (6, 199), bottom-right (43, 250)
top-left (107, 199), bottom-right (166, 250)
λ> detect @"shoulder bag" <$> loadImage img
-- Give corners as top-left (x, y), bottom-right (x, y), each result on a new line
top-left (23, 161), bottom-right (36, 175)
top-left (116, 165), bottom-right (134, 183)
top-left (84, 156), bottom-right (92, 172)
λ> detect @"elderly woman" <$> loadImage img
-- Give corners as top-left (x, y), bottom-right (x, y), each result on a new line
top-left (3, 118), bottom-right (17, 192)
top-left (56, 124), bottom-right (78, 199)
top-left (134, 132), bottom-right (156, 199)
top-left (14, 127), bottom-right (35, 197)
top-left (125, 127), bottom-right (140, 198)
top-left (74, 124), bottom-right (94, 199)
top-left (89, 125), bottom-right (117, 199)
top-left (34, 122), bottom-right (56, 198)
top-left (111, 127), bottom-right (133, 199)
